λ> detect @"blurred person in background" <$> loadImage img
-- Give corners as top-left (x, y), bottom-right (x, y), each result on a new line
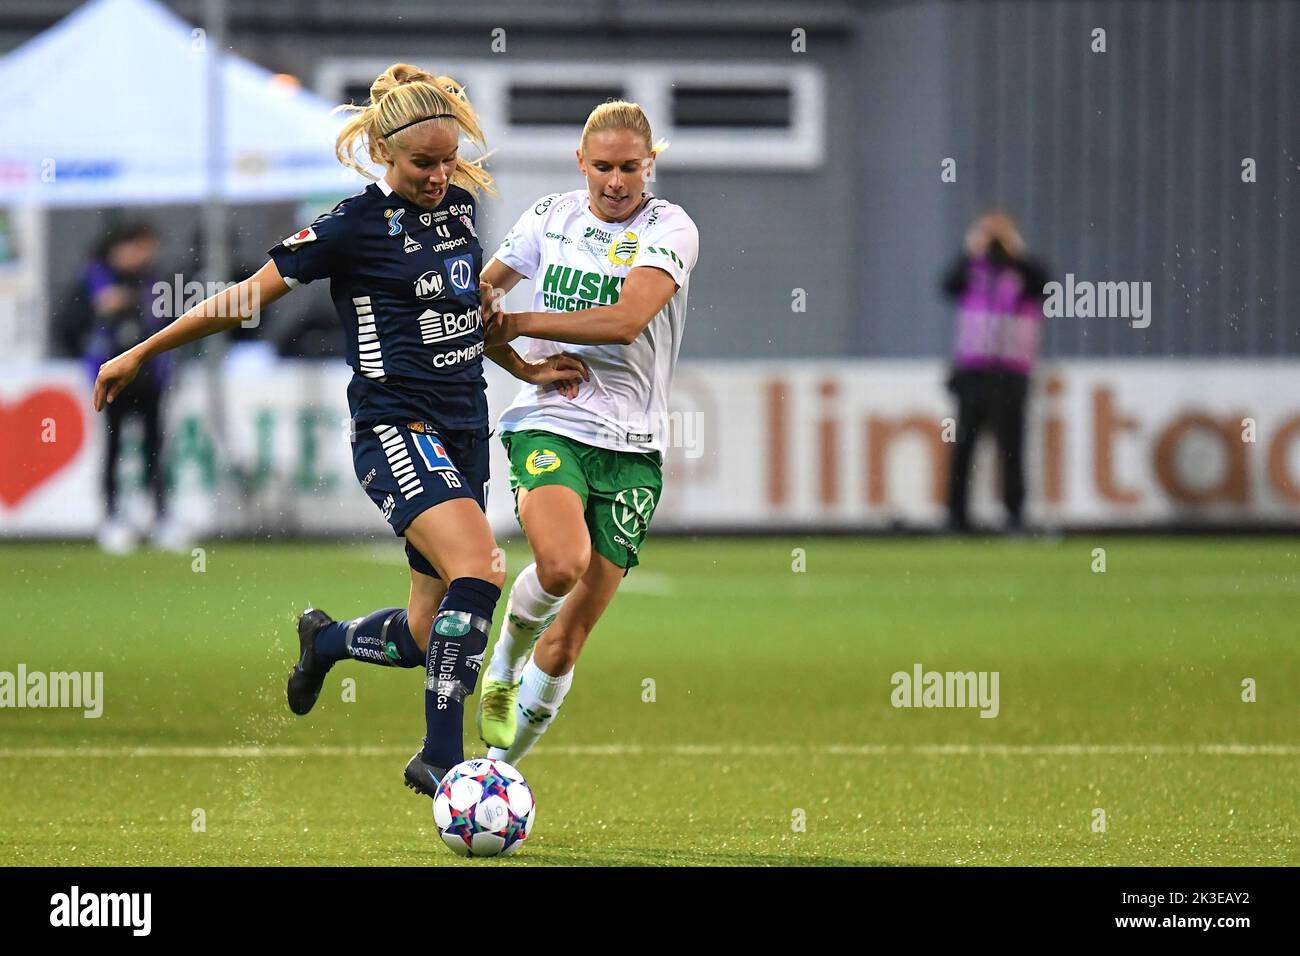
top-left (941, 210), bottom-right (1051, 533)
top-left (71, 220), bottom-right (187, 553)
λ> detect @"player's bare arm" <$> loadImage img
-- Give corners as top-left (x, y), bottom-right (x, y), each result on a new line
top-left (487, 347), bottom-right (590, 393)
top-left (481, 258), bottom-right (526, 296)
top-left (92, 260), bottom-right (293, 411)
top-left (490, 265), bottom-right (678, 347)
top-left (480, 262), bottom-right (588, 397)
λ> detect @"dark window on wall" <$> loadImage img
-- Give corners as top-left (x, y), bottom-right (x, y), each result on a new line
top-left (508, 85), bottom-right (627, 125)
top-left (671, 86), bottom-right (792, 129)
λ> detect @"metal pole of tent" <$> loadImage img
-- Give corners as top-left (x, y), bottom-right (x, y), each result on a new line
top-left (201, 0), bottom-right (231, 535)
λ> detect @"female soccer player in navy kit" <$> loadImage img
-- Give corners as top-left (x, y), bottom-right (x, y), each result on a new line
top-left (92, 64), bottom-right (585, 796)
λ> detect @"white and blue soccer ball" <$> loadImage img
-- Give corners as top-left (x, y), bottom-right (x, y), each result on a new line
top-left (433, 757), bottom-right (536, 857)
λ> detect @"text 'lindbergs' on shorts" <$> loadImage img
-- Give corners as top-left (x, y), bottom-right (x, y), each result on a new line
top-left (0, 665), bottom-right (103, 718)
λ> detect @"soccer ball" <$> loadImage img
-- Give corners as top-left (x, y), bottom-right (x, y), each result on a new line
top-left (433, 757), bottom-right (536, 857)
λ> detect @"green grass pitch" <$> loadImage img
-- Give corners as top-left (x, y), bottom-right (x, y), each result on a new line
top-left (0, 536), bottom-right (1296, 866)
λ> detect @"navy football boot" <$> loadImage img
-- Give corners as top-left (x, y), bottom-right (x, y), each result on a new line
top-left (403, 751), bottom-right (448, 798)
top-left (287, 608), bottom-right (334, 716)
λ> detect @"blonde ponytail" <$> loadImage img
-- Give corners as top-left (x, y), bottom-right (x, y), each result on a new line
top-left (579, 100), bottom-right (668, 157)
top-left (334, 63), bottom-right (496, 195)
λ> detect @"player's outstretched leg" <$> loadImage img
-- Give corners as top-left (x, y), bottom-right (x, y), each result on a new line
top-left (286, 606), bottom-right (426, 715)
top-left (408, 577), bottom-right (500, 796)
top-left (478, 562), bottom-right (568, 748)
top-left (481, 483), bottom-right (589, 750)
top-left (487, 552), bottom-right (623, 766)
top-left (487, 658), bottom-right (573, 765)
top-left (403, 500), bottom-right (505, 797)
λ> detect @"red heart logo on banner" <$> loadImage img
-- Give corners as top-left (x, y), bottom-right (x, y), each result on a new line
top-left (0, 387), bottom-right (86, 509)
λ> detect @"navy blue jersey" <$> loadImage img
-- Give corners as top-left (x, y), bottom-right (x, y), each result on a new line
top-left (268, 180), bottom-right (486, 430)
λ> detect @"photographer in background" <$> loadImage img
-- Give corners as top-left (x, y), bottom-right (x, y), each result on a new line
top-left (941, 211), bottom-right (1051, 534)
top-left (69, 220), bottom-right (186, 553)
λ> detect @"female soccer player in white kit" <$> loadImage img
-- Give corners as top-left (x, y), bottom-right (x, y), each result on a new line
top-left (476, 101), bottom-right (700, 762)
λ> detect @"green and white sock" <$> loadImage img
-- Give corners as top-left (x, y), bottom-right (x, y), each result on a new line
top-left (485, 563), bottom-right (565, 684)
top-left (488, 658), bottom-right (573, 765)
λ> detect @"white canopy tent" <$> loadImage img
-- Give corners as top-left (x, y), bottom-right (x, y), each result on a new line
top-left (0, 0), bottom-right (369, 530)
top-left (0, 0), bottom-right (363, 206)
top-left (0, 0), bottom-right (369, 359)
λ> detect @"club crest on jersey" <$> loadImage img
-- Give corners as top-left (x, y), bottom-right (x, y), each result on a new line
top-left (525, 449), bottom-right (562, 475)
top-left (281, 227), bottom-right (316, 249)
top-left (386, 208), bottom-right (405, 236)
top-left (608, 232), bottom-right (639, 266)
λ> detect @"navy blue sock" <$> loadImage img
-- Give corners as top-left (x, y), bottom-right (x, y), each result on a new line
top-left (313, 608), bottom-right (425, 669)
top-left (421, 577), bottom-right (501, 768)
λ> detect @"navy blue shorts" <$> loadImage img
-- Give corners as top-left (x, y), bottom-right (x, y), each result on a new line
top-left (351, 421), bottom-right (490, 578)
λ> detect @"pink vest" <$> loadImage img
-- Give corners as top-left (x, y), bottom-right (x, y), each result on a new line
top-left (952, 257), bottom-right (1043, 374)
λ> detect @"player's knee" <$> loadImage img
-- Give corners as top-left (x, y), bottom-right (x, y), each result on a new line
top-left (482, 564), bottom-right (507, 591)
top-left (443, 556), bottom-right (505, 591)
top-left (534, 552), bottom-right (587, 596)
top-left (468, 545), bottom-right (506, 591)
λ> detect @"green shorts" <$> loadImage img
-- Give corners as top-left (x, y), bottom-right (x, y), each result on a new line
top-left (502, 429), bottom-right (663, 570)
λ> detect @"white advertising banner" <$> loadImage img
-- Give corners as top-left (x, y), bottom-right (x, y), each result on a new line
top-left (0, 358), bottom-right (527, 538)
top-left (2, 359), bottom-right (1298, 537)
top-left (657, 359), bottom-right (1300, 529)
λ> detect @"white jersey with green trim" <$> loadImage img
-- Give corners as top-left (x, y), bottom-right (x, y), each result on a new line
top-left (490, 189), bottom-right (699, 456)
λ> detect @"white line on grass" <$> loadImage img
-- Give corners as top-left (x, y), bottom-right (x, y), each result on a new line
top-left (0, 743), bottom-right (1297, 759)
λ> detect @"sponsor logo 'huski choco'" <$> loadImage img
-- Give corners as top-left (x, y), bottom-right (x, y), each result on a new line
top-left (541, 263), bottom-right (624, 311)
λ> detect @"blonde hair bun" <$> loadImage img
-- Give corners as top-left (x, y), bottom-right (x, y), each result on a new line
top-left (334, 62), bottom-right (496, 196)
